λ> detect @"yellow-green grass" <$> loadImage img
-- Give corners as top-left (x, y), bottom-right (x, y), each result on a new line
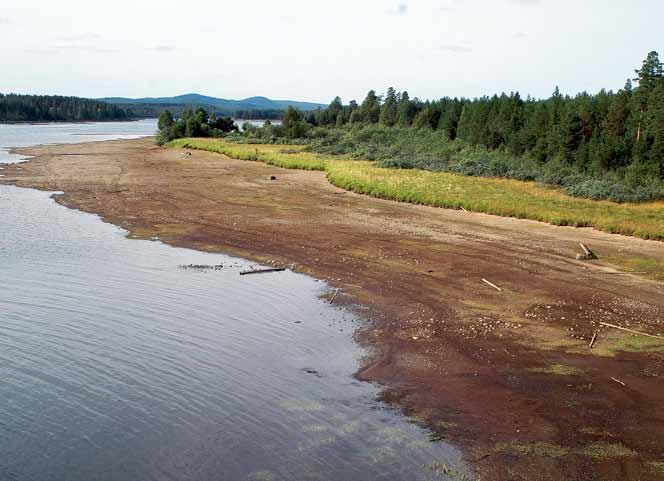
top-left (528, 364), bottom-right (585, 376)
top-left (168, 138), bottom-right (664, 241)
top-left (169, 138), bottom-right (326, 170)
top-left (610, 255), bottom-right (664, 281)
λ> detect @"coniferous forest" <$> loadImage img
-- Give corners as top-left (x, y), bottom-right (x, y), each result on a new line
top-left (231, 51), bottom-right (664, 202)
top-left (0, 94), bottom-right (129, 122)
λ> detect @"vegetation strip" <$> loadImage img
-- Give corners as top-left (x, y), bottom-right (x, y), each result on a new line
top-left (168, 138), bottom-right (664, 241)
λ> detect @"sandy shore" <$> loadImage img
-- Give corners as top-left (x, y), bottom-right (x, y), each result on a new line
top-left (2, 138), bottom-right (664, 480)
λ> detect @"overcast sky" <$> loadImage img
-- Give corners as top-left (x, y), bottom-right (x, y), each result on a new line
top-left (0, 0), bottom-right (661, 103)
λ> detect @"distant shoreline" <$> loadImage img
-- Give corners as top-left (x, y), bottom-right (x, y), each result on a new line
top-left (0, 118), bottom-right (153, 125)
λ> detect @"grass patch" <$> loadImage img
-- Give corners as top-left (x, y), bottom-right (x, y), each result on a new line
top-left (581, 442), bottom-right (638, 459)
top-left (611, 255), bottom-right (664, 281)
top-left (169, 138), bottom-right (327, 170)
top-left (528, 364), bottom-right (585, 376)
top-left (325, 161), bottom-right (664, 240)
top-left (494, 441), bottom-right (639, 460)
top-left (586, 332), bottom-right (664, 357)
top-left (493, 442), bottom-right (570, 458)
top-left (168, 138), bottom-right (664, 241)
top-left (648, 461), bottom-right (664, 474)
top-left (579, 427), bottom-right (614, 437)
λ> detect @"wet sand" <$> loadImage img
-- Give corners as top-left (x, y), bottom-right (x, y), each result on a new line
top-left (3, 138), bottom-right (664, 481)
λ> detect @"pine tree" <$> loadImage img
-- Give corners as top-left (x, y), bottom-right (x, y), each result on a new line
top-left (380, 87), bottom-right (399, 127)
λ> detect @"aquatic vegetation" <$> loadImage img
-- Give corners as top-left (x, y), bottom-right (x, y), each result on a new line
top-left (170, 138), bottom-right (664, 241)
top-left (296, 435), bottom-right (337, 452)
top-left (425, 462), bottom-right (478, 481)
top-left (301, 424), bottom-right (329, 433)
top-left (278, 399), bottom-right (325, 412)
top-left (371, 426), bottom-right (411, 445)
top-left (247, 470), bottom-right (276, 481)
top-left (338, 420), bottom-right (360, 434)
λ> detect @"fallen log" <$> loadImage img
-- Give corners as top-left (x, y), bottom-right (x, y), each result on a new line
top-left (481, 278), bottom-right (503, 292)
top-left (240, 267), bottom-right (287, 276)
top-left (599, 322), bottom-right (664, 341)
top-left (576, 243), bottom-right (598, 260)
top-left (329, 288), bottom-right (340, 304)
top-left (589, 331), bottom-right (598, 349)
top-left (610, 377), bottom-right (626, 387)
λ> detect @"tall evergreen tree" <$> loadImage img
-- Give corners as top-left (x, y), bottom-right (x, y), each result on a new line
top-left (380, 87), bottom-right (399, 127)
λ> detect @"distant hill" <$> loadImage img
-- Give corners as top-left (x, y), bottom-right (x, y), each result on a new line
top-left (100, 93), bottom-right (325, 118)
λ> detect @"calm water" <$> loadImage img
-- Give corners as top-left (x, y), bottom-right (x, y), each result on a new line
top-left (0, 122), bottom-right (467, 481)
top-left (0, 119), bottom-right (158, 165)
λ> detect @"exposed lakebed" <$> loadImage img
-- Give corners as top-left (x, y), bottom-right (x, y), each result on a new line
top-left (0, 122), bottom-right (467, 480)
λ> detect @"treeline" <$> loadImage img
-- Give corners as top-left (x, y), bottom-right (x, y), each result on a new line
top-left (156, 107), bottom-right (237, 144)
top-left (0, 93), bottom-right (129, 122)
top-left (111, 102), bottom-right (285, 120)
top-left (235, 51), bottom-right (664, 202)
top-left (234, 109), bottom-right (284, 120)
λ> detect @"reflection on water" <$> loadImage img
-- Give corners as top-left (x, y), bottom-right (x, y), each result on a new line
top-left (0, 123), bottom-right (469, 481)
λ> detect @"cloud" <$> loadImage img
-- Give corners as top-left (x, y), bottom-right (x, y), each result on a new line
top-left (513, 31), bottom-right (528, 38)
top-left (0, 16), bottom-right (10, 25)
top-left (387, 2), bottom-right (408, 15)
top-left (56, 32), bottom-right (101, 41)
top-left (439, 43), bottom-right (473, 53)
top-left (149, 45), bottom-right (176, 52)
top-left (24, 48), bottom-right (58, 55)
top-left (55, 43), bottom-right (119, 53)
top-left (438, 0), bottom-right (463, 12)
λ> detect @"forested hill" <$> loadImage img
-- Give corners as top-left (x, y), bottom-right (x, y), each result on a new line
top-left (0, 94), bottom-right (129, 122)
top-left (100, 93), bottom-right (324, 118)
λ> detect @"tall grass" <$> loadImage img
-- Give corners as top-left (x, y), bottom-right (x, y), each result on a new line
top-left (168, 138), bottom-right (664, 241)
top-left (169, 138), bottom-right (326, 170)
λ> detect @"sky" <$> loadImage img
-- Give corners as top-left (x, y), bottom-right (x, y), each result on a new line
top-left (0, 0), bottom-right (662, 103)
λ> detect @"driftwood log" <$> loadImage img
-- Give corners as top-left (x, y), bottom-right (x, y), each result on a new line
top-left (240, 268), bottom-right (287, 276)
top-left (576, 243), bottom-right (598, 260)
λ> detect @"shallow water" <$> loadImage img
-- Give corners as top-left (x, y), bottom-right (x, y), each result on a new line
top-left (0, 123), bottom-right (468, 481)
top-left (0, 119), bottom-right (157, 164)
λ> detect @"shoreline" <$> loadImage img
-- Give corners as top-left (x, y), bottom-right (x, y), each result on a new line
top-left (0, 118), bottom-right (151, 125)
top-left (2, 138), bottom-right (664, 480)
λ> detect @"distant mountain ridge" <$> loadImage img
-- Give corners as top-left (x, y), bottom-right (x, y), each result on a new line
top-left (100, 93), bottom-right (325, 113)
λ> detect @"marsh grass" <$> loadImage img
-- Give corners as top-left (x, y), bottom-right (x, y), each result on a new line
top-left (168, 138), bottom-right (664, 241)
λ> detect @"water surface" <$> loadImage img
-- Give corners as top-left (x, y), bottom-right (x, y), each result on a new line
top-left (0, 123), bottom-right (467, 481)
top-left (0, 119), bottom-right (157, 164)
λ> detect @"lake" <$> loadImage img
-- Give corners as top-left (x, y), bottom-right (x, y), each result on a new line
top-left (0, 121), bottom-right (467, 481)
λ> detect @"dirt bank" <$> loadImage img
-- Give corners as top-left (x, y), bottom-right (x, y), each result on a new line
top-left (2, 138), bottom-right (664, 480)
